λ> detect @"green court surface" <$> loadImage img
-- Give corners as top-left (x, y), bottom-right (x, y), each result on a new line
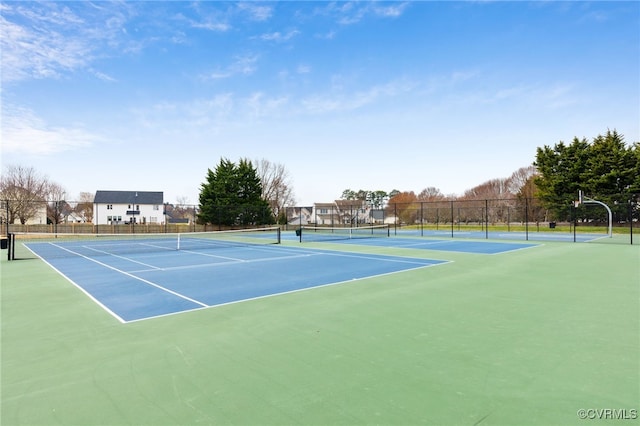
top-left (1, 237), bottom-right (638, 425)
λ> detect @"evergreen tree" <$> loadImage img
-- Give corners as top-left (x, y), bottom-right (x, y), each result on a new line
top-left (534, 130), bottom-right (639, 221)
top-left (534, 137), bottom-right (589, 219)
top-left (198, 158), bottom-right (274, 226)
top-left (235, 159), bottom-right (272, 225)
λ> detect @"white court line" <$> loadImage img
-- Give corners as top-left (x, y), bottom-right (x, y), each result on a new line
top-left (22, 244), bottom-right (128, 323)
top-left (125, 259), bottom-right (453, 324)
top-left (390, 240), bottom-right (456, 248)
top-left (319, 250), bottom-right (443, 266)
top-left (83, 245), bottom-right (163, 270)
top-left (49, 242), bottom-right (208, 308)
top-left (129, 252), bottom-right (319, 273)
top-left (179, 249), bottom-right (246, 262)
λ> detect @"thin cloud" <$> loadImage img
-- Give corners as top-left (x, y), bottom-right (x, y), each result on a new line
top-left (301, 78), bottom-right (417, 114)
top-left (89, 68), bottom-right (117, 82)
top-left (0, 13), bottom-right (91, 81)
top-left (236, 2), bottom-right (273, 21)
top-left (246, 92), bottom-right (290, 118)
top-left (372, 2), bottom-right (410, 18)
top-left (258, 29), bottom-right (300, 42)
top-left (202, 54), bottom-right (260, 80)
top-left (190, 20), bottom-right (231, 32)
top-left (318, 1), bottom-right (410, 25)
top-left (297, 64), bottom-right (312, 74)
top-left (2, 105), bottom-right (98, 155)
top-left (0, 2), bottom-right (135, 82)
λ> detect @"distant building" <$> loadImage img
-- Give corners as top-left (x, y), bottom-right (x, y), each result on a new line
top-left (287, 206), bottom-right (312, 226)
top-left (310, 200), bottom-right (374, 226)
top-left (93, 190), bottom-right (163, 225)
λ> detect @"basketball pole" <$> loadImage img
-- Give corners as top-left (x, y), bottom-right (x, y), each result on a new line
top-left (577, 190), bottom-right (613, 238)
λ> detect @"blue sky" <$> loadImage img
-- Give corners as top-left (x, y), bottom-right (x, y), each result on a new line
top-left (2, 1), bottom-right (638, 206)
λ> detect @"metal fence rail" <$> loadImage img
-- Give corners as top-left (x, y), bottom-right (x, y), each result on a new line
top-left (2, 196), bottom-right (637, 245)
top-left (284, 195), bottom-right (638, 245)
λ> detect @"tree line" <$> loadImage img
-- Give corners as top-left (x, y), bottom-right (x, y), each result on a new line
top-left (338, 130), bottom-right (638, 225)
top-left (2, 129), bottom-right (637, 227)
top-left (0, 158), bottom-right (294, 227)
top-left (534, 129), bottom-right (639, 221)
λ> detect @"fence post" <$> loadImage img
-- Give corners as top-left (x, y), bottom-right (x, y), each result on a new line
top-left (5, 200), bottom-right (9, 237)
top-left (525, 197), bottom-right (529, 241)
top-left (450, 201), bottom-right (454, 238)
top-left (629, 197), bottom-right (634, 245)
top-left (485, 199), bottom-right (489, 239)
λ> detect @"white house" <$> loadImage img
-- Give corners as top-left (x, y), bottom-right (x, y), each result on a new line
top-left (93, 190), bottom-right (164, 225)
top-left (287, 206), bottom-right (312, 226)
top-left (310, 200), bottom-right (374, 226)
top-left (22, 203), bottom-right (48, 225)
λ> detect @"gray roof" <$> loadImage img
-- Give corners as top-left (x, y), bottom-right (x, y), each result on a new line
top-left (94, 191), bottom-right (163, 204)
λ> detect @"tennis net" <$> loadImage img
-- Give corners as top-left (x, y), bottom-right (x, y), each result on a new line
top-left (299, 225), bottom-right (389, 242)
top-left (12, 227), bottom-right (281, 260)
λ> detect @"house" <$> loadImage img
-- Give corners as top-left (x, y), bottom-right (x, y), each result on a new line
top-left (93, 190), bottom-right (164, 225)
top-left (22, 203), bottom-right (48, 225)
top-left (286, 206), bottom-right (312, 226)
top-left (310, 202), bottom-right (338, 225)
top-left (310, 200), bottom-right (373, 226)
top-left (164, 204), bottom-right (196, 225)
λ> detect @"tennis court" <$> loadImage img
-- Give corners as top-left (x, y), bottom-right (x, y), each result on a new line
top-left (20, 229), bottom-right (447, 323)
top-left (295, 225), bottom-right (539, 254)
top-left (394, 229), bottom-right (609, 243)
top-left (2, 227), bottom-right (638, 425)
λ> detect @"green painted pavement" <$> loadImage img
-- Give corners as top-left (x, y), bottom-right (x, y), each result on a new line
top-left (2, 239), bottom-right (638, 425)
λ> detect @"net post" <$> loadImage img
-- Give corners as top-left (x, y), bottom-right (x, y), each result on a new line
top-left (572, 201), bottom-right (577, 243)
top-left (8, 233), bottom-right (14, 261)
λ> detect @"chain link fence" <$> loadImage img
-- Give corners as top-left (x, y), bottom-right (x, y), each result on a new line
top-left (284, 195), bottom-right (638, 245)
top-left (2, 195), bottom-right (637, 244)
top-left (0, 199), bottom-right (275, 235)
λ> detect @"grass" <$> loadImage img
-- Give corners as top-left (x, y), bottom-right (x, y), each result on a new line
top-left (1, 235), bottom-right (638, 425)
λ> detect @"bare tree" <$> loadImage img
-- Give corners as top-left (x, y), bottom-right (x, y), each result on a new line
top-left (506, 165), bottom-right (538, 195)
top-left (171, 196), bottom-right (196, 221)
top-left (254, 158), bottom-right (295, 219)
top-left (176, 196), bottom-right (191, 206)
top-left (417, 187), bottom-right (445, 201)
top-left (46, 182), bottom-right (67, 224)
top-left (464, 178), bottom-right (510, 200)
top-left (74, 192), bottom-right (94, 223)
top-left (0, 165), bottom-right (51, 224)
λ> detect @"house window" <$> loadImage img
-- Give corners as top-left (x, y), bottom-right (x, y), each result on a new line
top-left (150, 217), bottom-right (158, 223)
top-left (319, 208), bottom-right (328, 214)
top-left (153, 205), bottom-right (159, 210)
top-left (107, 204), bottom-right (113, 210)
top-left (107, 216), bottom-right (112, 222)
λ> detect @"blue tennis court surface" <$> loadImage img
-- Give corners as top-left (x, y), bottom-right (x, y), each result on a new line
top-left (344, 237), bottom-right (538, 254)
top-left (25, 241), bottom-right (447, 323)
top-left (286, 232), bottom-right (539, 254)
top-left (393, 229), bottom-right (605, 243)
